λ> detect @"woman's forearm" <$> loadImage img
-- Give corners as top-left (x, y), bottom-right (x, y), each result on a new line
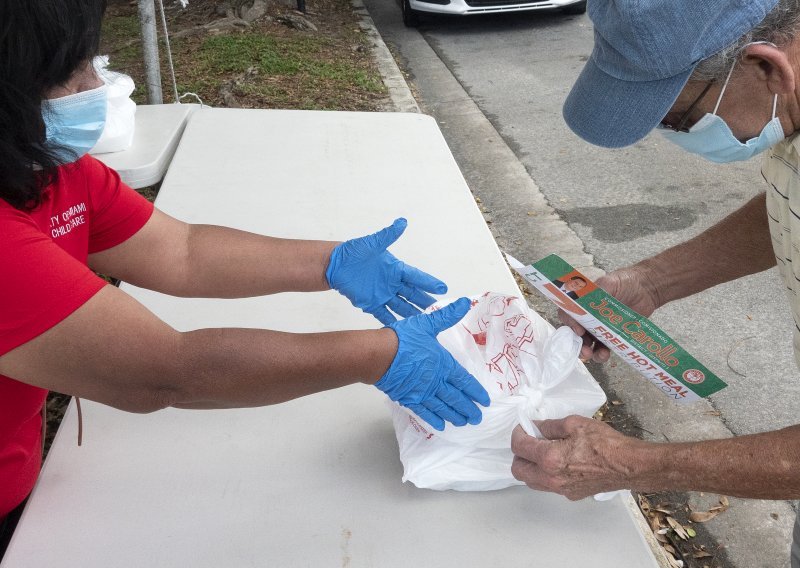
top-left (0, 286), bottom-right (396, 414)
top-left (179, 224), bottom-right (337, 298)
top-left (169, 326), bottom-right (398, 409)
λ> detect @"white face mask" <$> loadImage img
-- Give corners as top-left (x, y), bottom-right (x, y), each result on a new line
top-left (41, 84), bottom-right (108, 164)
top-left (659, 45), bottom-right (785, 163)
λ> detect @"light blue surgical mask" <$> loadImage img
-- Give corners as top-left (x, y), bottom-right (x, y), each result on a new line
top-left (659, 58), bottom-right (784, 163)
top-left (42, 84), bottom-right (108, 164)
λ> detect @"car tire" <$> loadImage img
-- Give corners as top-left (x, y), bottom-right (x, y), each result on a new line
top-left (402, 0), bottom-right (421, 27)
top-left (561, 0), bottom-right (586, 14)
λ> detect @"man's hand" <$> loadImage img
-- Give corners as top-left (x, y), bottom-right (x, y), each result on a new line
top-left (560, 266), bottom-right (661, 363)
top-left (376, 297), bottom-right (490, 431)
top-left (510, 416), bottom-right (645, 500)
top-left (326, 218), bottom-right (448, 325)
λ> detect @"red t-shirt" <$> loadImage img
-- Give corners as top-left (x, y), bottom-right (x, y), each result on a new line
top-left (0, 156), bottom-right (154, 519)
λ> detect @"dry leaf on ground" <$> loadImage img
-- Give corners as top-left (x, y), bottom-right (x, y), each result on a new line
top-left (667, 516), bottom-right (690, 540)
top-left (689, 495), bottom-right (730, 523)
top-left (689, 510), bottom-right (722, 523)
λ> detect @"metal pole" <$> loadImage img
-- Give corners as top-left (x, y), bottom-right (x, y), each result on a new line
top-left (138, 0), bottom-right (163, 104)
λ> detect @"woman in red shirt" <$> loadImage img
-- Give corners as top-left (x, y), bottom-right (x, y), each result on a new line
top-left (0, 0), bottom-right (490, 554)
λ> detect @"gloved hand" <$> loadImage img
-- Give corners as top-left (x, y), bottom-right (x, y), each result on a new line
top-left (376, 297), bottom-right (491, 431)
top-left (326, 218), bottom-right (448, 326)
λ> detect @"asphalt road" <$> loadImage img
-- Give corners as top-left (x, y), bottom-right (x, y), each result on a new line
top-left (362, 4), bottom-right (800, 566)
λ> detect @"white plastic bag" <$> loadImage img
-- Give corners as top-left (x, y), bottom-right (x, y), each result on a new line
top-left (90, 55), bottom-right (136, 154)
top-left (390, 292), bottom-right (607, 491)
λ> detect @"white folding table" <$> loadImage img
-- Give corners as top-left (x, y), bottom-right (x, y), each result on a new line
top-left (2, 109), bottom-right (660, 567)
top-left (92, 103), bottom-right (199, 189)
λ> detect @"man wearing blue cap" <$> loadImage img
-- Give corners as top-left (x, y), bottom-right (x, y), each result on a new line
top-left (509, 0), bottom-right (800, 564)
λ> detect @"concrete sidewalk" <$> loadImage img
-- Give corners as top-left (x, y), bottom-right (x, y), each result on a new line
top-left (356, 3), bottom-right (798, 568)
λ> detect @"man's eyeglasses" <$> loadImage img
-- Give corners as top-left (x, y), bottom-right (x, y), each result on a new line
top-left (660, 82), bottom-right (715, 133)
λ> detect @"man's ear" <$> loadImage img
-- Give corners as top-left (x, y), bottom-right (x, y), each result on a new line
top-left (740, 42), bottom-right (796, 95)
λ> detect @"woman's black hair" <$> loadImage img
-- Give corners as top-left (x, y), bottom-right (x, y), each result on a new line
top-left (0, 0), bottom-right (107, 210)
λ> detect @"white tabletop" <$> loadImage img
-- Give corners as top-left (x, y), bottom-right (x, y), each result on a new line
top-left (2, 109), bottom-right (659, 568)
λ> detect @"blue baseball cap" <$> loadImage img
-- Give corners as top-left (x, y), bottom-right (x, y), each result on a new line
top-left (563, 0), bottom-right (779, 148)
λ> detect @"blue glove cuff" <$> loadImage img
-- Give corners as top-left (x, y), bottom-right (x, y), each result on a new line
top-left (375, 323), bottom-right (443, 406)
top-left (325, 243), bottom-right (343, 289)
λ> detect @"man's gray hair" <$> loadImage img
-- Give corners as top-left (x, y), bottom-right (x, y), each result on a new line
top-left (692, 0), bottom-right (800, 81)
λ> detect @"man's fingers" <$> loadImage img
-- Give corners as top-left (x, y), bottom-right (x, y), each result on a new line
top-left (534, 417), bottom-right (573, 441)
top-left (579, 334), bottom-right (595, 361)
top-left (399, 284), bottom-right (438, 311)
top-left (558, 308), bottom-right (585, 335)
top-left (592, 346), bottom-right (611, 363)
top-left (511, 425), bottom-right (533, 454)
top-left (511, 425), bottom-right (553, 464)
top-left (563, 311), bottom-right (612, 364)
top-left (577, 334), bottom-right (611, 364)
top-left (511, 455), bottom-right (564, 493)
top-left (401, 264), bottom-right (448, 295)
top-left (407, 403), bottom-right (445, 431)
top-left (511, 455), bottom-right (542, 485)
top-left (436, 384), bottom-right (482, 425)
top-left (387, 296), bottom-right (420, 319)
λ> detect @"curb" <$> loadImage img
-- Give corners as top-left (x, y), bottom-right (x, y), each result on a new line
top-left (351, 0), bottom-right (421, 113)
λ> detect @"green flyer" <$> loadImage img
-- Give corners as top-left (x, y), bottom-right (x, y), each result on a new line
top-left (508, 254), bottom-right (727, 403)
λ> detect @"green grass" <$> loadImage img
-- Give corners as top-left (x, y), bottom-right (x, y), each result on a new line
top-left (196, 33), bottom-right (384, 93)
top-left (313, 64), bottom-right (383, 92)
top-left (198, 34), bottom-right (297, 74)
top-left (102, 15), bottom-right (142, 70)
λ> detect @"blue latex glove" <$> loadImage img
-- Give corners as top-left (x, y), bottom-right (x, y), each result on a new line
top-left (376, 297), bottom-right (491, 431)
top-left (326, 218), bottom-right (448, 326)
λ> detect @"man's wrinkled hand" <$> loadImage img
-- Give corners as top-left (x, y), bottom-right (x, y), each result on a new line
top-left (510, 416), bottom-right (642, 500)
top-left (559, 266), bottom-right (661, 363)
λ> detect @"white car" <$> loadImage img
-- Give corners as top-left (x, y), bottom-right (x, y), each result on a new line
top-left (401, 0), bottom-right (586, 26)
